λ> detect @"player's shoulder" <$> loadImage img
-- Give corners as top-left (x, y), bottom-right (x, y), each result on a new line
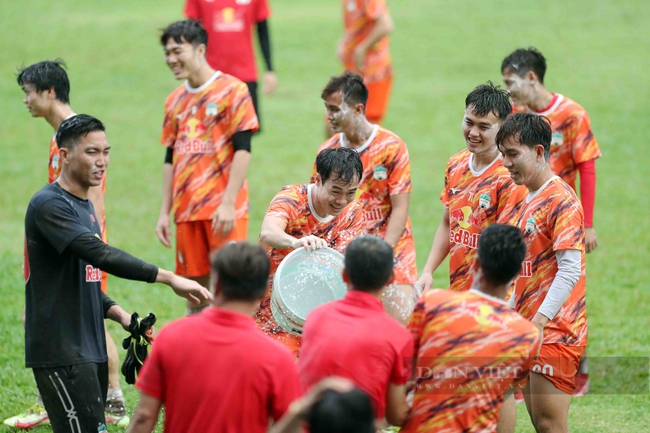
top-left (165, 83), bottom-right (188, 102)
top-left (29, 183), bottom-right (69, 209)
top-left (420, 288), bottom-right (458, 306)
top-left (448, 148), bottom-right (471, 167)
top-left (318, 134), bottom-right (343, 153)
top-left (549, 177), bottom-right (580, 201)
top-left (216, 72), bottom-right (248, 91)
top-left (375, 126), bottom-right (406, 147)
top-left (273, 184), bottom-right (308, 204)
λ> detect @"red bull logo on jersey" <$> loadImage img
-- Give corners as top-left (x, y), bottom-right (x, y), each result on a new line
top-left (85, 265), bottom-right (102, 282)
top-left (215, 7), bottom-right (245, 32)
top-left (465, 304), bottom-right (506, 327)
top-left (450, 206), bottom-right (482, 248)
top-left (520, 261), bottom-right (533, 278)
top-left (176, 118), bottom-right (214, 155)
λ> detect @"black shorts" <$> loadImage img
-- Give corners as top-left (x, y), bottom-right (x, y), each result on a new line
top-left (33, 362), bottom-right (108, 433)
top-left (245, 81), bottom-right (261, 133)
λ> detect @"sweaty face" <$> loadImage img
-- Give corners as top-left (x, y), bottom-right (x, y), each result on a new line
top-left (22, 84), bottom-right (51, 118)
top-left (63, 130), bottom-right (110, 188)
top-left (164, 38), bottom-right (202, 80)
top-left (324, 91), bottom-right (356, 133)
top-left (498, 136), bottom-right (545, 188)
top-left (502, 70), bottom-right (534, 106)
top-left (316, 173), bottom-right (360, 216)
top-left (462, 107), bottom-right (500, 154)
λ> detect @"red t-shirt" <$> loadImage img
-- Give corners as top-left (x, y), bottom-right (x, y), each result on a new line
top-left (137, 307), bottom-right (301, 433)
top-left (299, 290), bottom-right (413, 419)
top-left (185, 0), bottom-right (270, 82)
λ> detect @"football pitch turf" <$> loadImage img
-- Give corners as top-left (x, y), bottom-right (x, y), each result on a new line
top-left (0, 0), bottom-right (648, 431)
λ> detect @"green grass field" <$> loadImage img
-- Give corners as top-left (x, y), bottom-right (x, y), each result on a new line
top-left (1, 0), bottom-right (648, 431)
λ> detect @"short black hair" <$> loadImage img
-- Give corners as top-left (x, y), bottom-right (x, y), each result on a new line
top-left (211, 242), bottom-right (270, 302)
top-left (17, 59), bottom-right (70, 104)
top-left (321, 71), bottom-right (369, 108)
top-left (496, 113), bottom-right (552, 160)
top-left (55, 114), bottom-right (105, 150)
top-left (501, 47), bottom-right (547, 84)
top-left (478, 224), bottom-right (527, 286)
top-left (160, 20), bottom-right (208, 47)
top-left (308, 389), bottom-right (375, 433)
top-left (465, 81), bottom-right (512, 121)
top-left (345, 236), bottom-right (394, 292)
top-left (316, 147), bottom-right (363, 184)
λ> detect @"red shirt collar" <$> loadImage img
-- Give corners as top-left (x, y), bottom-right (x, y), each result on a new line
top-left (342, 290), bottom-right (385, 311)
top-left (532, 93), bottom-right (559, 113)
top-left (203, 306), bottom-right (257, 330)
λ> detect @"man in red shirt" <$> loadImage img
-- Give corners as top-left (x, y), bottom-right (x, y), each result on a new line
top-left (299, 235), bottom-right (412, 428)
top-left (501, 47), bottom-right (600, 396)
top-left (128, 242), bottom-right (301, 433)
top-left (185, 0), bottom-right (276, 130)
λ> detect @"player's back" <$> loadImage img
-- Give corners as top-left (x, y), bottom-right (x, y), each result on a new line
top-left (403, 289), bottom-right (539, 433)
top-left (299, 290), bottom-right (413, 419)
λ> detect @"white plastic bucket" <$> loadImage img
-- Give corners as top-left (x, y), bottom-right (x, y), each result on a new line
top-left (271, 247), bottom-right (346, 336)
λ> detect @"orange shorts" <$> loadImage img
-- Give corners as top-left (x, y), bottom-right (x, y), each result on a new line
top-left (531, 343), bottom-right (585, 394)
top-left (394, 231), bottom-right (417, 286)
top-left (175, 219), bottom-right (248, 277)
top-left (365, 77), bottom-right (393, 124)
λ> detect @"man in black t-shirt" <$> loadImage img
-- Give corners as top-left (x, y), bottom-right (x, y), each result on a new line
top-left (24, 114), bottom-right (212, 433)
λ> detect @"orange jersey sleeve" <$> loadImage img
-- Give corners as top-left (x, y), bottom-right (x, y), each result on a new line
top-left (440, 150), bottom-right (521, 292)
top-left (403, 289), bottom-right (540, 433)
top-left (48, 136), bottom-right (61, 184)
top-left (341, 0), bottom-right (392, 84)
top-left (513, 177), bottom-right (587, 347)
top-left (162, 73), bottom-right (259, 223)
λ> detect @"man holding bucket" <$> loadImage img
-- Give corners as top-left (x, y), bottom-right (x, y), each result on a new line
top-left (258, 147), bottom-right (366, 356)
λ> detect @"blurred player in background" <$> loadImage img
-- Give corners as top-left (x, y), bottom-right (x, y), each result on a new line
top-left (156, 20), bottom-right (258, 314)
top-left (259, 148), bottom-right (366, 356)
top-left (128, 242), bottom-right (300, 433)
top-left (314, 71), bottom-right (416, 325)
top-left (404, 224), bottom-right (540, 433)
top-left (299, 236), bottom-right (413, 428)
top-left (4, 60), bottom-right (128, 429)
top-left (331, 0), bottom-right (394, 134)
top-left (502, 47), bottom-right (600, 396)
top-left (496, 113), bottom-right (587, 432)
top-left (184, 0), bottom-right (276, 130)
top-left (415, 82), bottom-right (523, 294)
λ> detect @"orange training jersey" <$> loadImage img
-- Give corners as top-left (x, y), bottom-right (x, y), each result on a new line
top-left (513, 176), bottom-right (587, 347)
top-left (341, 0), bottom-right (392, 84)
top-left (403, 289), bottom-right (540, 433)
top-left (513, 94), bottom-right (601, 190)
top-left (161, 71), bottom-right (259, 223)
top-left (255, 184), bottom-right (366, 354)
top-left (440, 149), bottom-right (526, 292)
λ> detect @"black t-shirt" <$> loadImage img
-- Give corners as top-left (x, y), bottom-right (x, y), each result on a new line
top-left (25, 183), bottom-right (112, 368)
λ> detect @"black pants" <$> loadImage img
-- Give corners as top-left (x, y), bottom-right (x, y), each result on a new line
top-left (33, 362), bottom-right (108, 433)
top-left (245, 81), bottom-right (261, 133)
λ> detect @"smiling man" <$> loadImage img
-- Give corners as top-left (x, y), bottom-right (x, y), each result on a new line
top-left (415, 82), bottom-right (524, 294)
top-left (313, 71), bottom-right (416, 325)
top-left (24, 115), bottom-right (211, 433)
top-left (258, 147), bottom-right (366, 355)
top-left (496, 113), bottom-right (587, 433)
top-left (156, 20), bottom-right (259, 314)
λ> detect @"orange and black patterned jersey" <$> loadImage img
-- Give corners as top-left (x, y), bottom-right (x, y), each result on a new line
top-left (263, 183), bottom-right (366, 285)
top-left (440, 149), bottom-right (526, 292)
top-left (161, 71), bottom-right (259, 223)
top-left (512, 177), bottom-right (587, 347)
top-left (341, 0), bottom-right (392, 83)
top-left (513, 94), bottom-right (601, 190)
top-left (403, 289), bottom-right (540, 433)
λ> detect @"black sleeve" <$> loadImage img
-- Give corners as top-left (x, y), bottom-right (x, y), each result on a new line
top-left (35, 197), bottom-right (93, 254)
top-left (66, 232), bottom-right (159, 283)
top-left (233, 130), bottom-right (252, 152)
top-left (101, 292), bottom-right (118, 318)
top-left (165, 147), bottom-right (173, 164)
top-left (257, 20), bottom-right (273, 72)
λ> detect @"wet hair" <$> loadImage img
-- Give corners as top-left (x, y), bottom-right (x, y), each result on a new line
top-left (211, 242), bottom-right (270, 301)
top-left (478, 224), bottom-right (527, 286)
top-left (495, 113), bottom-right (552, 160)
top-left (308, 389), bottom-right (375, 433)
top-left (501, 47), bottom-right (547, 84)
top-left (465, 81), bottom-right (512, 121)
top-left (16, 59), bottom-right (70, 104)
top-left (55, 114), bottom-right (105, 150)
top-left (345, 236), bottom-right (394, 292)
top-left (315, 147), bottom-right (363, 184)
top-left (160, 20), bottom-right (208, 48)
top-left (321, 71), bottom-right (369, 108)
